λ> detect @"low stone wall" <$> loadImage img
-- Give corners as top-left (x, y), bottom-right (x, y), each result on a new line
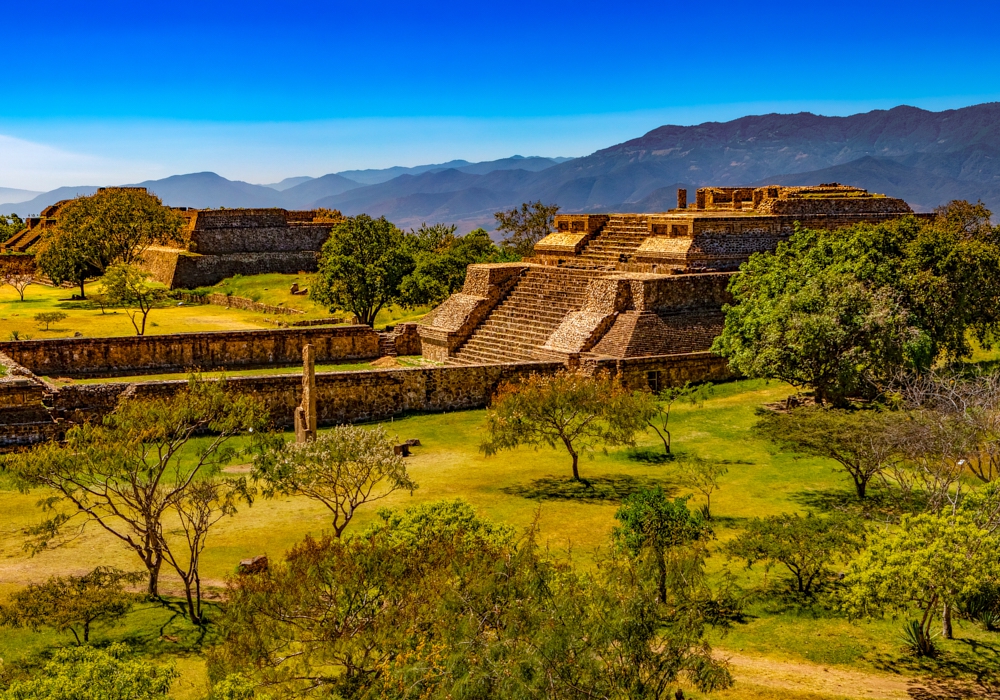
top-left (173, 292), bottom-right (304, 316)
top-left (590, 351), bottom-right (734, 389)
top-left (0, 326), bottom-right (380, 378)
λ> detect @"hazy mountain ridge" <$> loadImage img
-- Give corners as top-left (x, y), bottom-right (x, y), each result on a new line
top-left (5, 105), bottom-right (1000, 229)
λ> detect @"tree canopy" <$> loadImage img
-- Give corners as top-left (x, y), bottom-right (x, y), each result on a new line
top-left (98, 263), bottom-right (168, 335)
top-left (49, 188), bottom-right (182, 272)
top-left (713, 202), bottom-right (1000, 403)
top-left (494, 200), bottom-right (559, 258)
top-left (0, 214), bottom-right (25, 243)
top-left (481, 370), bottom-right (653, 480)
top-left (312, 214), bottom-right (414, 326)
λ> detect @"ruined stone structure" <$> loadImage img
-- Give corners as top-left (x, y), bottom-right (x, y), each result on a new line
top-left (1, 194), bottom-right (339, 289)
top-left (419, 184), bottom-right (915, 366)
top-left (294, 344), bottom-right (318, 443)
top-left (143, 208), bottom-right (339, 288)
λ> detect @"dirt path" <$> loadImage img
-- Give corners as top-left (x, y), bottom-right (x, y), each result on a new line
top-left (719, 651), bottom-right (908, 699)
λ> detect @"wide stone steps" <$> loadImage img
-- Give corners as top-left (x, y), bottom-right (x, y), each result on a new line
top-left (573, 222), bottom-right (650, 266)
top-left (1, 227), bottom-right (44, 253)
top-left (450, 267), bottom-right (595, 364)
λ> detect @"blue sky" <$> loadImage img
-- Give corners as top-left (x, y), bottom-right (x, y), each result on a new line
top-left (3, 0), bottom-right (999, 190)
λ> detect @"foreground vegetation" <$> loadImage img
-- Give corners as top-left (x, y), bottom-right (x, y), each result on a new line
top-left (4, 377), bottom-right (1000, 698)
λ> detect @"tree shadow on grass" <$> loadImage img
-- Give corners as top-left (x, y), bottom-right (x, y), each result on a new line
top-left (502, 474), bottom-right (675, 504)
top-left (625, 447), bottom-right (675, 465)
top-left (789, 487), bottom-right (924, 520)
top-left (869, 635), bottom-right (1000, 697)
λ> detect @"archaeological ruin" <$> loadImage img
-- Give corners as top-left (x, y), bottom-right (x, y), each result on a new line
top-left (418, 184), bottom-right (914, 365)
top-left (0, 183), bottom-right (917, 449)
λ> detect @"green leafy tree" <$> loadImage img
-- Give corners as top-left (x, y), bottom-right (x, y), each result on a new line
top-left (211, 499), bottom-right (732, 698)
top-left (6, 378), bottom-right (268, 605)
top-left (36, 227), bottom-right (101, 298)
top-left (99, 263), bottom-right (167, 335)
top-left (253, 425), bottom-right (418, 538)
top-left (0, 256), bottom-right (35, 301)
top-left (674, 456), bottom-right (728, 519)
top-left (0, 567), bottom-right (142, 644)
top-left (481, 370), bottom-right (652, 481)
top-left (841, 512), bottom-right (1000, 652)
top-left (613, 488), bottom-right (710, 603)
top-left (714, 204), bottom-right (1000, 404)
top-left (34, 311), bottom-right (67, 331)
top-left (312, 214), bottom-right (414, 326)
top-left (400, 226), bottom-right (510, 306)
top-left (51, 187), bottom-right (182, 272)
top-left (0, 644), bottom-right (176, 700)
top-left (0, 214), bottom-right (25, 243)
top-left (754, 407), bottom-right (902, 500)
top-left (494, 200), bottom-right (559, 258)
top-left (728, 512), bottom-right (866, 594)
top-left (646, 382), bottom-right (713, 454)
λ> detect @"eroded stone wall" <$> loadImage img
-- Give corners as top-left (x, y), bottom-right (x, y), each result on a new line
top-left (0, 326), bottom-right (380, 378)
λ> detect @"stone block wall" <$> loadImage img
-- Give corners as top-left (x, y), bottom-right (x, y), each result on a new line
top-left (0, 326), bottom-right (380, 378)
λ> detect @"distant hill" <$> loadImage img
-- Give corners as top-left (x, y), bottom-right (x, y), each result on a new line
top-left (0, 187), bottom-right (42, 205)
top-left (5, 105), bottom-right (1000, 228)
top-left (262, 176), bottom-right (314, 191)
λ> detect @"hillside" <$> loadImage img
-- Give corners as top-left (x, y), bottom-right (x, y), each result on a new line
top-left (5, 104), bottom-right (1000, 227)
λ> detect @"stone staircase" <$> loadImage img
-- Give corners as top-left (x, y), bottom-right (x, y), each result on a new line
top-left (570, 215), bottom-right (650, 268)
top-left (1, 226), bottom-right (44, 254)
top-left (449, 267), bottom-right (595, 364)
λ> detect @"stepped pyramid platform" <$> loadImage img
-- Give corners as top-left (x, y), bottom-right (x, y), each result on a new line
top-left (419, 184), bottom-right (916, 377)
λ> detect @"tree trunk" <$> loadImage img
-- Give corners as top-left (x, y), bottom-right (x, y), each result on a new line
top-left (83, 620), bottom-right (90, 643)
top-left (943, 602), bottom-right (953, 639)
top-left (78, 278), bottom-right (86, 299)
top-left (147, 557), bottom-right (161, 597)
top-left (570, 451), bottom-right (580, 481)
top-left (855, 474), bottom-right (867, 500)
top-left (656, 551), bottom-right (667, 604)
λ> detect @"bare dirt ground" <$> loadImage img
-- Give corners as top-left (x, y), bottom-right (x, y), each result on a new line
top-left (719, 651), bottom-right (1000, 699)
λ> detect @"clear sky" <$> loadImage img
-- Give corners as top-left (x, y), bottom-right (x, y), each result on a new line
top-left (3, 0), bottom-right (999, 190)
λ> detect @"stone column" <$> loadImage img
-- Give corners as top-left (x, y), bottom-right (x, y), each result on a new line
top-left (294, 343), bottom-right (317, 443)
top-left (732, 191), bottom-right (742, 210)
top-left (695, 189), bottom-right (706, 209)
top-left (676, 188), bottom-right (687, 209)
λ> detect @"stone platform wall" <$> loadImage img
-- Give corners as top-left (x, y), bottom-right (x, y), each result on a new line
top-left (0, 326), bottom-right (380, 378)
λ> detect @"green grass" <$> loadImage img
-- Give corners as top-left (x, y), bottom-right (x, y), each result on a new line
top-left (190, 272), bottom-right (431, 329)
top-left (3, 377), bottom-right (999, 697)
top-left (0, 274), bottom-right (430, 341)
top-left (42, 356), bottom-right (431, 385)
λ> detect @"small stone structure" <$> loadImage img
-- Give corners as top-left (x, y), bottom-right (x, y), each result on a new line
top-left (294, 344), bottom-right (317, 443)
top-left (142, 208), bottom-right (340, 288)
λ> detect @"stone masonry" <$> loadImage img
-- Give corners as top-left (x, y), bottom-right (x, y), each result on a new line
top-left (419, 183), bottom-right (918, 368)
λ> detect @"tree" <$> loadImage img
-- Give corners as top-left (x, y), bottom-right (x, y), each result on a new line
top-left (0, 567), bottom-right (142, 644)
top-left (754, 407), bottom-right (901, 500)
top-left (34, 311), bottom-right (67, 330)
top-left (0, 644), bottom-right (176, 700)
top-left (494, 200), bottom-right (559, 258)
top-left (6, 378), bottom-right (268, 601)
top-left (713, 205), bottom-right (1000, 403)
top-left (481, 370), bottom-right (651, 481)
top-left (613, 488), bottom-right (710, 603)
top-left (99, 263), bottom-right (167, 335)
top-left (0, 214), bottom-right (25, 243)
top-left (253, 425), bottom-right (417, 538)
top-left (645, 382), bottom-right (713, 454)
top-left (400, 226), bottom-right (511, 306)
top-left (51, 187), bottom-right (182, 272)
top-left (674, 456), bottom-right (728, 519)
top-left (162, 478), bottom-right (248, 624)
top-left (0, 256), bottom-right (35, 301)
top-left (312, 214), bottom-right (414, 326)
top-left (727, 512), bottom-right (866, 594)
top-left (841, 512), bottom-right (1000, 652)
top-left (36, 226), bottom-right (101, 298)
top-left (212, 499), bottom-right (732, 698)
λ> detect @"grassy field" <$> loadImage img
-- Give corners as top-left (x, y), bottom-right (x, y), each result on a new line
top-left (0, 275), bottom-right (430, 339)
top-left (42, 356), bottom-right (430, 385)
top-left (3, 378), bottom-right (999, 698)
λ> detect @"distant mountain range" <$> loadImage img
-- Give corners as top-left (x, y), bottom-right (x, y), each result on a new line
top-left (5, 104), bottom-right (1000, 231)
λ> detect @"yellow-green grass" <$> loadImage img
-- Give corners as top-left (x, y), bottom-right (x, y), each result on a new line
top-left (190, 272), bottom-right (430, 329)
top-left (3, 378), bottom-right (999, 696)
top-left (42, 356), bottom-right (431, 385)
top-left (0, 282), bottom-right (272, 339)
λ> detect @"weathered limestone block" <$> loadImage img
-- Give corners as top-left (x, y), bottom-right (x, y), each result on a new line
top-left (294, 344), bottom-right (317, 443)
